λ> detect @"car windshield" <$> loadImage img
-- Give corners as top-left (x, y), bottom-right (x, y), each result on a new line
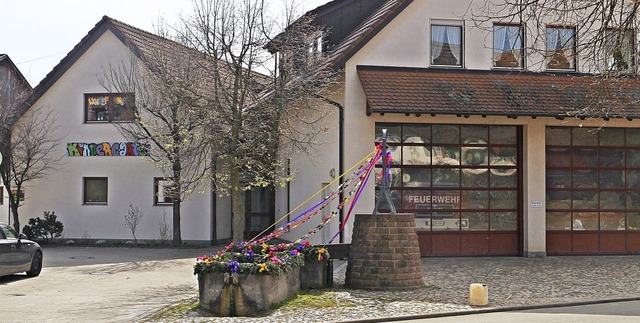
top-left (0, 224), bottom-right (17, 239)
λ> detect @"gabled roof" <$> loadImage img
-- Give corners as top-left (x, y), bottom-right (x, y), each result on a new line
top-left (357, 65), bottom-right (640, 119)
top-left (305, 0), bottom-right (388, 50)
top-left (0, 54), bottom-right (32, 91)
top-left (1, 54), bottom-right (33, 118)
top-left (275, 0), bottom-right (414, 71)
top-left (24, 16), bottom-right (270, 109)
top-left (24, 16), bottom-right (143, 108)
top-left (322, 0), bottom-right (414, 70)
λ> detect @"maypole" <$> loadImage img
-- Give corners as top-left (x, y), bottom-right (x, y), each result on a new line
top-left (345, 129), bottom-right (425, 291)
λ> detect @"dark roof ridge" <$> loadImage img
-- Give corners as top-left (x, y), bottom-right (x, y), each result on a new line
top-left (323, 0), bottom-right (415, 70)
top-left (25, 16), bottom-right (126, 108)
top-left (23, 15), bottom-right (201, 109)
top-left (306, 0), bottom-right (352, 16)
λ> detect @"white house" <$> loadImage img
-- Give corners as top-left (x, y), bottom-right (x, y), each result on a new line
top-left (273, 0), bottom-right (640, 257)
top-left (16, 17), bottom-right (225, 244)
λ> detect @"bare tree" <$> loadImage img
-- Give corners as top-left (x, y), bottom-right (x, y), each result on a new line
top-left (100, 26), bottom-right (212, 245)
top-left (180, 0), bottom-right (337, 241)
top-left (9, 106), bottom-right (63, 230)
top-left (124, 203), bottom-right (144, 242)
top-left (0, 56), bottom-right (62, 232)
top-left (470, 0), bottom-right (640, 118)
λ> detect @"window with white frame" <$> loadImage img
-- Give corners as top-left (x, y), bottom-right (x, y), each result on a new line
top-left (546, 26), bottom-right (576, 70)
top-left (431, 22), bottom-right (463, 67)
top-left (154, 178), bottom-right (175, 205)
top-left (493, 24), bottom-right (524, 68)
top-left (605, 28), bottom-right (635, 71)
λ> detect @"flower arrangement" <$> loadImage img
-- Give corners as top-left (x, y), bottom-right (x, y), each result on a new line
top-left (194, 241), bottom-right (329, 276)
top-left (296, 241), bottom-right (330, 262)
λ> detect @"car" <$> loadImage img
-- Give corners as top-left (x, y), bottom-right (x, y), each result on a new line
top-left (0, 222), bottom-right (43, 277)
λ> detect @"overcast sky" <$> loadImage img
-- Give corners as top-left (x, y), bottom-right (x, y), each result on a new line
top-left (0, 0), bottom-right (331, 87)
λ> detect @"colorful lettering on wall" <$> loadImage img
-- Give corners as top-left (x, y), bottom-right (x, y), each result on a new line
top-left (66, 142), bottom-right (150, 157)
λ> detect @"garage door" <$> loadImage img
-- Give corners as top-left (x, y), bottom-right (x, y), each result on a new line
top-left (546, 127), bottom-right (640, 255)
top-left (375, 123), bottom-right (522, 256)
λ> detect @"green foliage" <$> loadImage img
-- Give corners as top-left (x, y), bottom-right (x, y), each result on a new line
top-left (274, 291), bottom-right (359, 310)
top-left (144, 299), bottom-right (200, 321)
top-left (194, 241), bottom-right (328, 276)
top-left (22, 211), bottom-right (64, 243)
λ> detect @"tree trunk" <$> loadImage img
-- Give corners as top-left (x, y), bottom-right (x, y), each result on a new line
top-left (173, 200), bottom-right (182, 245)
top-left (4, 185), bottom-right (20, 233)
top-left (10, 201), bottom-right (19, 233)
top-left (231, 169), bottom-right (245, 242)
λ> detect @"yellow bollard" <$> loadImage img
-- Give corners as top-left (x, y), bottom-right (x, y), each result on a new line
top-left (469, 283), bottom-right (488, 306)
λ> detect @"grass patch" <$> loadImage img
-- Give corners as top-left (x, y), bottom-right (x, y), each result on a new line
top-left (273, 291), bottom-right (360, 310)
top-left (143, 299), bottom-right (199, 321)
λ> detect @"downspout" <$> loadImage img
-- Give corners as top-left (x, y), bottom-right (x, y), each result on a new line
top-left (287, 159), bottom-right (291, 224)
top-left (316, 95), bottom-right (344, 243)
top-left (211, 157), bottom-right (217, 245)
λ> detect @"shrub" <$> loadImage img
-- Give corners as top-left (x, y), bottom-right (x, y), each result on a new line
top-left (22, 211), bottom-right (64, 243)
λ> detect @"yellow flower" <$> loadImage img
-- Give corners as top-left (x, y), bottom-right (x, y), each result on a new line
top-left (258, 263), bottom-right (268, 273)
top-left (261, 243), bottom-right (269, 254)
top-left (317, 248), bottom-right (326, 261)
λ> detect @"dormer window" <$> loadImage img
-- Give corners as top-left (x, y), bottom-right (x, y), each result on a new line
top-left (276, 33), bottom-right (324, 76)
top-left (305, 34), bottom-right (324, 66)
top-left (493, 24), bottom-right (524, 69)
top-left (546, 26), bottom-right (576, 71)
top-left (431, 22), bottom-right (463, 67)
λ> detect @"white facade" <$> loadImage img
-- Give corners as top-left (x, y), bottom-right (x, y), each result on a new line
top-left (277, 0), bottom-right (640, 256)
top-left (17, 29), bottom-right (215, 242)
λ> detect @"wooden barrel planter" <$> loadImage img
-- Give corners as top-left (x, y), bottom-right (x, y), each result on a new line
top-left (198, 268), bottom-right (300, 317)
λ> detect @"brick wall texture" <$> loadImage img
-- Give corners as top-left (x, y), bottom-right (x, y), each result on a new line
top-left (345, 213), bottom-right (425, 290)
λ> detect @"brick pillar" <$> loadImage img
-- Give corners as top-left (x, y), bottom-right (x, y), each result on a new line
top-left (345, 213), bottom-right (424, 290)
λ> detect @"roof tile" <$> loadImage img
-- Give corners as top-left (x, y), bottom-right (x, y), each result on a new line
top-left (357, 66), bottom-right (640, 119)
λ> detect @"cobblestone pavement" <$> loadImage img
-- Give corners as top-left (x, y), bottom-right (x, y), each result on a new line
top-left (151, 255), bottom-right (640, 322)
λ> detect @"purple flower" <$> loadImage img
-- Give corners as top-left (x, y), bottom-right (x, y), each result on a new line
top-left (246, 250), bottom-right (254, 261)
top-left (228, 261), bottom-right (239, 273)
top-left (290, 249), bottom-right (299, 256)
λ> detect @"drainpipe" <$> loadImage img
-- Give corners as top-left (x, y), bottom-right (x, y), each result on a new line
top-left (316, 95), bottom-right (344, 243)
top-left (211, 158), bottom-right (217, 245)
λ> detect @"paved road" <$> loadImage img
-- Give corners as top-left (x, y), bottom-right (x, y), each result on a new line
top-left (403, 301), bottom-right (640, 322)
top-left (0, 246), bottom-right (214, 323)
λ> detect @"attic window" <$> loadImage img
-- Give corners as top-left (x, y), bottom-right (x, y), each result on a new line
top-left (306, 34), bottom-right (324, 65)
top-left (278, 32), bottom-right (325, 75)
top-left (546, 26), bottom-right (575, 71)
top-left (493, 24), bottom-right (524, 69)
top-left (431, 22), bottom-right (463, 67)
top-left (85, 93), bottom-right (135, 123)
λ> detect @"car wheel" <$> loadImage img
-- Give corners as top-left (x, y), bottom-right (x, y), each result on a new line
top-left (26, 251), bottom-right (43, 277)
